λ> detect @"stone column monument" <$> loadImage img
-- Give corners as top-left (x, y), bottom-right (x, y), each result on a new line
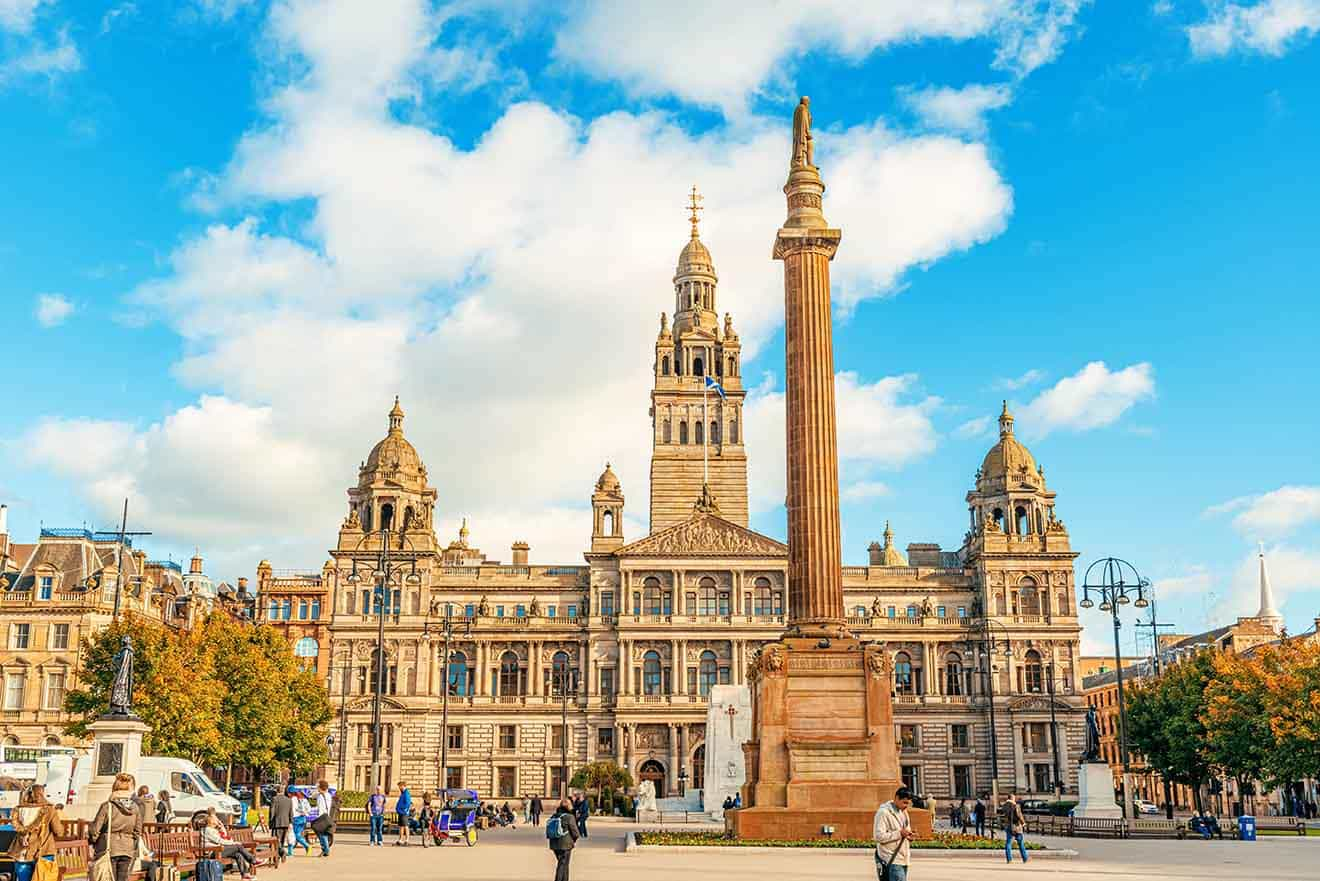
top-left (730, 98), bottom-right (926, 841)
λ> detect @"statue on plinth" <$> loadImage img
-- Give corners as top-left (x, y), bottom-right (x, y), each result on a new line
top-left (108, 636), bottom-right (136, 717)
top-left (1081, 704), bottom-right (1102, 763)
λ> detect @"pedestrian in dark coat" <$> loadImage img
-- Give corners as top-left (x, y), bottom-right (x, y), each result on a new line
top-left (573, 793), bottom-right (589, 839)
top-left (547, 798), bottom-right (580, 881)
top-left (530, 795), bottom-right (543, 826)
top-left (973, 797), bottom-right (987, 837)
top-left (268, 788), bottom-right (293, 865)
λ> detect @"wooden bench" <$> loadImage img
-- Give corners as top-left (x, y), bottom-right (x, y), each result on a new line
top-left (1233, 816), bottom-right (1306, 837)
top-left (1024, 815), bottom-right (1069, 836)
top-left (1069, 817), bottom-right (1125, 838)
top-left (53, 836), bottom-right (188, 881)
top-left (1127, 819), bottom-right (1187, 839)
top-left (232, 825), bottom-right (279, 866)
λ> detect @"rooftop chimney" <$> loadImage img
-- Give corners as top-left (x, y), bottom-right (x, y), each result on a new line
top-left (867, 542), bottom-right (882, 566)
top-left (511, 541), bottom-right (530, 566)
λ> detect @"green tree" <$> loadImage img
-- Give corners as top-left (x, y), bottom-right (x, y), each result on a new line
top-left (1124, 650), bottom-right (1217, 812)
top-left (1204, 650), bottom-right (1273, 814)
top-left (64, 619), bottom-right (225, 765)
top-left (570, 761), bottom-right (633, 814)
top-left (276, 669), bottom-right (333, 777)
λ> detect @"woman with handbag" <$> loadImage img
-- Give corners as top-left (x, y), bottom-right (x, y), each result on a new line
top-left (89, 773), bottom-right (144, 881)
top-left (9, 784), bottom-right (65, 881)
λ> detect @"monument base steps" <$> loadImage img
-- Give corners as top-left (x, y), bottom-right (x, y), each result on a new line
top-left (727, 805), bottom-right (933, 841)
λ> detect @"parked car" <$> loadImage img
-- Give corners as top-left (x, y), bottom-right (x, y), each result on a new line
top-left (228, 784), bottom-right (252, 802)
top-left (1019, 799), bottom-right (1053, 815)
top-left (1134, 799), bottom-right (1161, 815)
top-left (260, 783), bottom-right (281, 803)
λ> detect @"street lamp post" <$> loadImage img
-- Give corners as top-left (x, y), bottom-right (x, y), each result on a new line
top-left (1079, 557), bottom-right (1149, 819)
top-left (424, 602), bottom-right (469, 793)
top-left (556, 660), bottom-right (578, 799)
top-left (966, 615), bottom-right (1012, 804)
top-left (346, 527), bottom-right (422, 789)
top-left (1046, 662), bottom-right (1062, 799)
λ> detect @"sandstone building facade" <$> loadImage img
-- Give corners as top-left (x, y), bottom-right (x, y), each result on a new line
top-left (296, 217), bottom-right (1087, 802)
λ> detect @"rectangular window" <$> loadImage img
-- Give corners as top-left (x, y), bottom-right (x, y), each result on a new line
top-left (906, 606), bottom-right (917, 618)
top-left (899, 724), bottom-right (919, 751)
top-left (445, 725), bottom-right (464, 751)
top-left (310, 599), bottom-right (321, 619)
top-left (567, 604), bottom-right (577, 619)
top-left (282, 598), bottom-right (292, 620)
top-left (900, 764), bottom-right (921, 794)
top-left (951, 724), bottom-right (970, 750)
top-left (445, 766), bottom-right (464, 790)
top-left (937, 606), bottom-right (946, 618)
top-left (496, 605), bottom-right (505, 618)
top-left (361, 590), bottom-right (371, 615)
top-left (44, 672), bottom-right (66, 710)
top-left (39, 576), bottom-right (53, 601)
top-left (269, 603), bottom-right (279, 620)
top-left (547, 605), bottom-right (556, 618)
top-left (50, 624), bottom-right (70, 650)
top-left (464, 604), bottom-right (474, 618)
top-left (497, 766), bottom-right (517, 799)
top-left (1033, 763), bottom-right (1052, 794)
top-left (4, 673), bottom-right (25, 710)
top-left (887, 606), bottom-right (896, 619)
top-left (953, 765), bottom-right (973, 799)
top-left (719, 667), bottom-right (730, 684)
top-left (1024, 722), bottom-right (1048, 752)
top-left (684, 593), bottom-right (695, 616)
top-left (11, 624), bottom-right (30, 650)
top-left (550, 765), bottom-right (567, 797)
top-left (298, 600), bottom-right (309, 620)
top-left (686, 668), bottom-right (697, 694)
top-left (498, 725), bottom-right (517, 751)
top-left (551, 725), bottom-right (565, 750)
top-left (597, 727), bottom-right (614, 754)
top-left (957, 606), bottom-right (966, 618)
top-left (601, 592), bottom-right (615, 616)
top-left (600, 668), bottom-right (615, 697)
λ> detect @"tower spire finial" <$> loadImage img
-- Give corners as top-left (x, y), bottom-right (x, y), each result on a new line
top-left (687, 185), bottom-right (703, 239)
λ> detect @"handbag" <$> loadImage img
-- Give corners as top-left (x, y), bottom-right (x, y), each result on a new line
top-left (310, 812), bottom-right (332, 835)
top-left (33, 858), bottom-right (59, 881)
top-left (194, 858), bottom-right (224, 881)
top-left (90, 852), bottom-right (115, 881)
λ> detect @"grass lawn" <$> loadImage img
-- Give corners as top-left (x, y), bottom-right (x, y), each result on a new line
top-left (1258, 827), bottom-right (1319, 837)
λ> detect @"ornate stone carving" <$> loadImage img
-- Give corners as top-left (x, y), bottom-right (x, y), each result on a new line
top-left (476, 595), bottom-right (490, 617)
top-left (343, 507), bottom-right (361, 529)
top-left (616, 513), bottom-right (787, 558)
top-left (866, 650), bottom-right (888, 678)
top-left (761, 645), bottom-right (786, 676)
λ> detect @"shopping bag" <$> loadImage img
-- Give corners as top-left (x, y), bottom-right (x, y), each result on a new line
top-left (194, 858), bottom-right (224, 881)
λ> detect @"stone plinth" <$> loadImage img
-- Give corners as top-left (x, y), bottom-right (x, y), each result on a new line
top-left (77, 715), bottom-right (150, 814)
top-left (704, 685), bottom-right (752, 819)
top-left (1075, 762), bottom-right (1122, 819)
top-left (729, 637), bottom-right (921, 840)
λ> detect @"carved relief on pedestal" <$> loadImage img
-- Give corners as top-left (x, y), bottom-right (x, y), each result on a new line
top-left (865, 647), bottom-right (890, 678)
top-left (760, 644), bottom-right (786, 678)
top-left (634, 724), bottom-right (669, 750)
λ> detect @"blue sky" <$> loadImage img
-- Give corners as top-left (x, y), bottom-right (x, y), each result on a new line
top-left (2, 0), bottom-right (1318, 654)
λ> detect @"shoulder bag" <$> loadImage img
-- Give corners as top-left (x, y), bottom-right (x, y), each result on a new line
top-left (33, 858), bottom-right (59, 881)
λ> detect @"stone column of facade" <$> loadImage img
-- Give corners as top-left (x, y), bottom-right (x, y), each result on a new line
top-left (675, 639), bottom-right (686, 695)
top-left (774, 120), bottom-right (846, 641)
top-left (668, 723), bottom-right (679, 792)
top-left (620, 640), bottom-right (630, 695)
top-left (530, 640), bottom-right (541, 697)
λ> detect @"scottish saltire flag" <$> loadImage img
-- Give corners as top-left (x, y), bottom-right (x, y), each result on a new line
top-left (705, 376), bottom-right (726, 398)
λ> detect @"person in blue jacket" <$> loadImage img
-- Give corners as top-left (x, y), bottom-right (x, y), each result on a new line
top-left (394, 783), bottom-right (413, 846)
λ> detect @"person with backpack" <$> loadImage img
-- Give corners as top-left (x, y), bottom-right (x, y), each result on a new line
top-left (545, 797), bottom-right (580, 881)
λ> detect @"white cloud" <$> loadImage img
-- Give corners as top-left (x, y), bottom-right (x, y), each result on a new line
top-left (0, 26), bottom-right (80, 85)
top-left (1153, 0), bottom-right (1175, 13)
top-left (899, 83), bottom-right (1013, 136)
top-left (842, 481), bottom-right (891, 502)
top-left (1153, 565), bottom-right (1214, 598)
top-left (1018, 361), bottom-right (1155, 436)
top-left (1211, 542), bottom-right (1320, 622)
top-left (0, 0), bottom-right (45, 33)
top-left (554, 1), bottom-right (1089, 115)
top-left (995, 367), bottom-right (1045, 390)
top-left (34, 293), bottom-right (74, 327)
top-left (1206, 485), bottom-right (1320, 538)
top-left (1188, 0), bottom-right (1320, 57)
top-left (746, 373), bottom-right (939, 514)
top-left (954, 415), bottom-right (993, 439)
top-left (99, 3), bottom-right (138, 35)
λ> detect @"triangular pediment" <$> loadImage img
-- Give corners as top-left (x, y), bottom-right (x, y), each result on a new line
top-left (617, 513), bottom-right (787, 558)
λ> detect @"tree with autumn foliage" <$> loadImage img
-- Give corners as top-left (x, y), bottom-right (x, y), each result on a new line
top-left (1253, 641), bottom-right (1320, 799)
top-left (1124, 649), bottom-right (1216, 813)
top-left (1204, 648), bottom-right (1274, 813)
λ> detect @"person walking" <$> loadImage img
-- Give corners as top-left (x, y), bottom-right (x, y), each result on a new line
top-left (530, 794), bottom-right (543, 826)
top-left (394, 782), bottom-right (413, 846)
top-left (419, 791), bottom-right (435, 848)
top-left (311, 781), bottom-right (334, 856)
top-left (89, 773), bottom-right (143, 881)
top-left (268, 786), bottom-right (292, 866)
top-left (10, 783), bottom-right (64, 879)
top-left (873, 786), bottom-right (914, 881)
top-left (573, 793), bottom-right (589, 840)
top-left (956, 799), bottom-right (969, 834)
top-left (155, 790), bottom-right (173, 824)
top-left (367, 785), bottom-right (387, 846)
top-left (1002, 794), bottom-right (1028, 864)
top-left (288, 788), bottom-right (312, 856)
top-left (972, 796), bottom-right (987, 838)
top-left (201, 810), bottom-right (257, 880)
top-left (546, 797), bottom-right (580, 881)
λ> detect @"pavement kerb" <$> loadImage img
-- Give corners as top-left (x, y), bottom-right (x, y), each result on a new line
top-left (625, 832), bottom-right (1078, 859)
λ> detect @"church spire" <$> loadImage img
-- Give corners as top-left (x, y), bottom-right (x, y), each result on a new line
top-left (388, 396), bottom-right (405, 435)
top-left (1256, 543), bottom-right (1284, 633)
top-left (998, 400), bottom-right (1015, 437)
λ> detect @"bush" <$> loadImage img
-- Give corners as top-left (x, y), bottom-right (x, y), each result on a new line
top-left (337, 790), bottom-right (368, 808)
top-left (615, 793), bottom-right (633, 817)
top-left (635, 830), bottom-right (1044, 850)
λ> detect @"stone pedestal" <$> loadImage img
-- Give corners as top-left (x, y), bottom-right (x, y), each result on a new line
top-left (73, 715), bottom-right (150, 817)
top-left (1075, 761), bottom-right (1122, 819)
top-left (704, 685), bottom-right (751, 819)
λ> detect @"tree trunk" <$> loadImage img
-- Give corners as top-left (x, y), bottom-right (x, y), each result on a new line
top-left (1164, 778), bottom-right (1174, 820)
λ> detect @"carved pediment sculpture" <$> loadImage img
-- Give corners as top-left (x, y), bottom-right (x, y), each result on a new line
top-left (616, 512), bottom-right (787, 558)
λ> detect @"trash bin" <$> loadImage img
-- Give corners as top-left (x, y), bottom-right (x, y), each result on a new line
top-left (1238, 815), bottom-right (1256, 841)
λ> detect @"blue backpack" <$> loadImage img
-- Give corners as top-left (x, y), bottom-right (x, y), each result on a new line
top-left (545, 814), bottom-right (566, 841)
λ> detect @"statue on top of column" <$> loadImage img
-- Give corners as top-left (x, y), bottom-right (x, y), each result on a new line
top-left (108, 636), bottom-right (136, 717)
top-left (791, 96), bottom-right (814, 169)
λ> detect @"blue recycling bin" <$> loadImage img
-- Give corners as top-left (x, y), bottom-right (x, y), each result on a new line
top-left (1238, 815), bottom-right (1256, 841)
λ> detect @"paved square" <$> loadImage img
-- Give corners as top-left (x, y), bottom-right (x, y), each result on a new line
top-left (274, 822), bottom-right (1316, 880)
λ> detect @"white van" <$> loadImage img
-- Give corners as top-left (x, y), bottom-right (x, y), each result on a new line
top-left (135, 758), bottom-right (244, 822)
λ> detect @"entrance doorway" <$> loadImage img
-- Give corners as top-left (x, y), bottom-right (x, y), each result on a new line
top-left (691, 746), bottom-right (705, 791)
top-left (639, 759), bottom-right (666, 799)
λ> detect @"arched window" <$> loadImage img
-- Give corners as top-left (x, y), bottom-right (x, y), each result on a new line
top-left (730, 417), bottom-right (738, 444)
top-left (499, 650), bottom-right (522, 696)
top-left (643, 577), bottom-right (664, 615)
top-left (698, 577), bottom-right (719, 615)
top-left (380, 503), bottom-right (394, 530)
top-left (448, 651), bottom-right (469, 696)
top-left (2, 735), bottom-right (18, 747)
top-left (1022, 649), bottom-right (1043, 693)
top-left (753, 577), bottom-right (781, 615)
top-left (663, 419), bottom-right (671, 443)
top-left (679, 421), bottom-right (689, 444)
top-left (294, 637), bottom-right (319, 658)
top-left (944, 652), bottom-right (965, 696)
top-left (1018, 577), bottom-right (1041, 615)
top-left (710, 420), bottom-right (719, 444)
top-left (550, 650), bottom-right (572, 696)
top-left (992, 508), bottom-right (1004, 530)
top-left (728, 356), bottom-right (736, 377)
top-left (362, 505), bottom-right (372, 531)
top-left (43, 735), bottom-right (60, 747)
top-left (369, 648), bottom-right (396, 695)
top-left (661, 355), bottom-right (670, 376)
top-left (693, 356), bottom-right (705, 377)
top-left (694, 421), bottom-right (704, 445)
top-left (698, 650), bottom-right (718, 697)
top-left (1015, 506), bottom-right (1029, 535)
top-left (602, 510), bottom-right (614, 535)
top-left (643, 651), bottom-right (663, 696)
top-left (894, 652), bottom-right (914, 695)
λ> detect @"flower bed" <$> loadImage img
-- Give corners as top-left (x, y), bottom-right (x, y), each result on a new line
top-left (636, 830), bottom-right (1044, 850)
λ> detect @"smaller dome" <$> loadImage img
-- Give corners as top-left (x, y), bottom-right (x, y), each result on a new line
top-left (979, 401), bottom-right (1038, 485)
top-left (596, 462), bottom-right (621, 493)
